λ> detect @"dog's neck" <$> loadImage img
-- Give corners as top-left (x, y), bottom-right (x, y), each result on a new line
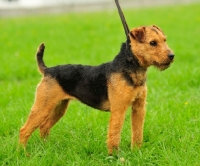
top-left (110, 39), bottom-right (147, 86)
top-left (112, 39), bottom-right (147, 73)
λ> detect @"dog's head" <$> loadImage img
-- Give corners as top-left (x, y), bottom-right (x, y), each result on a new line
top-left (129, 25), bottom-right (174, 70)
top-left (114, 0), bottom-right (174, 71)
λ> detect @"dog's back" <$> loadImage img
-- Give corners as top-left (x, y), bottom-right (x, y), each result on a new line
top-left (46, 63), bottom-right (109, 110)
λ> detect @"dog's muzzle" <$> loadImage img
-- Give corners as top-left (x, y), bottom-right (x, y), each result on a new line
top-left (168, 53), bottom-right (174, 61)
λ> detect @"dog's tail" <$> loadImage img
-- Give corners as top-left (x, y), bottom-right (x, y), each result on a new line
top-left (36, 43), bottom-right (47, 74)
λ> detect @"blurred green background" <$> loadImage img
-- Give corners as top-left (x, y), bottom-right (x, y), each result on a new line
top-left (0, 1), bottom-right (200, 165)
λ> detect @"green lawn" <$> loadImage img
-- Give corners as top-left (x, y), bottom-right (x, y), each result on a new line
top-left (1, 3), bottom-right (200, 166)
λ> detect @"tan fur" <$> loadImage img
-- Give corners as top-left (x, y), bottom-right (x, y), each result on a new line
top-left (105, 26), bottom-right (173, 154)
top-left (19, 25), bottom-right (174, 155)
top-left (107, 73), bottom-right (147, 154)
top-left (130, 26), bottom-right (173, 70)
top-left (19, 77), bottom-right (73, 145)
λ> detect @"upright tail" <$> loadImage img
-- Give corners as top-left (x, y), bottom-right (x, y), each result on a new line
top-left (36, 43), bottom-right (47, 74)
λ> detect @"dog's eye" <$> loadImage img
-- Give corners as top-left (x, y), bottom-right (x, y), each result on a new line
top-left (150, 41), bottom-right (157, 46)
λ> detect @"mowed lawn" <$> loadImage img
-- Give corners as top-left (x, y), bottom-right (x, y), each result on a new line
top-left (0, 3), bottom-right (200, 166)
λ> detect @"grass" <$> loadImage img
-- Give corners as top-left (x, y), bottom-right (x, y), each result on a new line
top-left (0, 3), bottom-right (200, 166)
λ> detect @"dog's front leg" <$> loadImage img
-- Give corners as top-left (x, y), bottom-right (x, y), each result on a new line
top-left (131, 87), bottom-right (147, 149)
top-left (107, 105), bottom-right (127, 155)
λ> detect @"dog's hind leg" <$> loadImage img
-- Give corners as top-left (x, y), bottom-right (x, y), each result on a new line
top-left (39, 99), bottom-right (69, 139)
top-left (19, 78), bottom-right (66, 147)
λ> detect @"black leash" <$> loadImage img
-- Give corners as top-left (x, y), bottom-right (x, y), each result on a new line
top-left (114, 0), bottom-right (130, 37)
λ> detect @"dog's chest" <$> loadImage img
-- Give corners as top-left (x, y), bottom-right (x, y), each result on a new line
top-left (130, 72), bottom-right (146, 86)
top-left (108, 72), bottom-right (146, 101)
top-left (120, 70), bottom-right (146, 87)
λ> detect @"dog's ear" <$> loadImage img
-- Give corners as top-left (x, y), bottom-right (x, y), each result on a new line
top-left (152, 25), bottom-right (164, 34)
top-left (130, 27), bottom-right (146, 43)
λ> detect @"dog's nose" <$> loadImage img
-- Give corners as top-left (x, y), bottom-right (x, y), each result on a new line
top-left (168, 53), bottom-right (174, 60)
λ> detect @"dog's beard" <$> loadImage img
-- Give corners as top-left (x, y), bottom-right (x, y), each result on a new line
top-left (153, 61), bottom-right (171, 71)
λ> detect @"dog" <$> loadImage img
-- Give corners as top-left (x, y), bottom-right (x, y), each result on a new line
top-left (19, 1), bottom-right (174, 155)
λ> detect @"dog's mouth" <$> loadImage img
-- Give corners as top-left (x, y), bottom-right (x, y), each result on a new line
top-left (153, 61), bottom-right (172, 71)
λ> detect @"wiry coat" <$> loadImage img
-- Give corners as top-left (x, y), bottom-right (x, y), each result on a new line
top-left (19, 25), bottom-right (174, 155)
